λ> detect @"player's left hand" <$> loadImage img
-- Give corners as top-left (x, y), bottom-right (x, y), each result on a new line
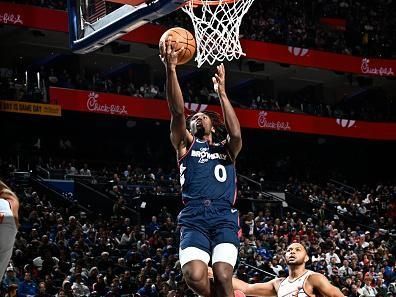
top-left (212, 63), bottom-right (226, 95)
top-left (159, 37), bottom-right (184, 71)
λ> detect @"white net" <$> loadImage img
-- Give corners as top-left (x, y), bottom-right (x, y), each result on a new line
top-left (182, 0), bottom-right (255, 68)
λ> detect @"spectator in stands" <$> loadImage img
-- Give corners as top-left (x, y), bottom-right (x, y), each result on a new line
top-left (37, 281), bottom-right (51, 297)
top-left (166, 271), bottom-right (178, 290)
top-left (338, 260), bottom-right (353, 278)
top-left (119, 270), bottom-right (135, 295)
top-left (137, 278), bottom-right (158, 297)
top-left (71, 272), bottom-right (90, 296)
top-left (66, 163), bottom-right (78, 175)
top-left (18, 272), bottom-right (38, 297)
top-left (141, 258), bottom-right (158, 280)
top-left (327, 257), bottom-right (339, 277)
top-left (92, 274), bottom-right (107, 296)
top-left (43, 274), bottom-right (58, 296)
top-left (2, 267), bottom-right (19, 292)
top-left (33, 249), bottom-right (59, 277)
top-left (79, 164), bottom-right (91, 176)
top-left (325, 248), bottom-right (341, 264)
top-left (119, 226), bottom-right (135, 247)
top-left (376, 277), bottom-right (388, 297)
top-left (1, 151), bottom-right (395, 297)
top-left (361, 276), bottom-right (377, 297)
top-left (147, 216), bottom-right (160, 236)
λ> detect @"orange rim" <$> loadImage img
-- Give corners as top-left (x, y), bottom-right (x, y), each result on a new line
top-left (186, 0), bottom-right (238, 6)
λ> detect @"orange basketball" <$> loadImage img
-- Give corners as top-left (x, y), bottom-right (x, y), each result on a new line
top-left (159, 27), bottom-right (196, 65)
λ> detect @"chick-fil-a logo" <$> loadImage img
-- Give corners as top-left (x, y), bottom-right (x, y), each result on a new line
top-left (336, 118), bottom-right (356, 128)
top-left (361, 58), bottom-right (394, 76)
top-left (288, 46), bottom-right (309, 57)
top-left (0, 13), bottom-right (23, 25)
top-left (87, 92), bottom-right (127, 115)
top-left (258, 111), bottom-right (291, 131)
top-left (184, 103), bottom-right (208, 113)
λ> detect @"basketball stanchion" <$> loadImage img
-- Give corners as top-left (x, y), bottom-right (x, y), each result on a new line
top-left (68, 0), bottom-right (254, 67)
top-left (240, 261), bottom-right (277, 278)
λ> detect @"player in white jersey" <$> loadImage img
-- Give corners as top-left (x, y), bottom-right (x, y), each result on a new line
top-left (211, 242), bottom-right (345, 297)
top-left (0, 181), bottom-right (19, 278)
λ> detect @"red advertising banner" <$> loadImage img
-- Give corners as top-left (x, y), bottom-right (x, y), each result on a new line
top-left (241, 41), bottom-right (395, 77)
top-left (0, 2), bottom-right (396, 77)
top-left (0, 2), bottom-right (68, 32)
top-left (49, 87), bottom-right (396, 141)
top-left (1, 3), bottom-right (395, 78)
top-left (320, 17), bottom-right (347, 31)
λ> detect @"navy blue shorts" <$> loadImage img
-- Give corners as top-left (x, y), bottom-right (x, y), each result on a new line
top-left (178, 199), bottom-right (240, 254)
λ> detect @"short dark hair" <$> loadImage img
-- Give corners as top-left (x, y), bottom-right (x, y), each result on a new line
top-left (287, 242), bottom-right (309, 255)
top-left (300, 243), bottom-right (309, 255)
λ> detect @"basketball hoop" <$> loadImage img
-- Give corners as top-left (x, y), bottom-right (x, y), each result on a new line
top-left (181, 0), bottom-right (255, 67)
top-left (188, 0), bottom-right (238, 5)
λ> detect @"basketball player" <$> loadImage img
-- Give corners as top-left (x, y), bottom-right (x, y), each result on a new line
top-left (0, 181), bottom-right (19, 278)
top-left (227, 243), bottom-right (345, 297)
top-left (160, 39), bottom-right (242, 297)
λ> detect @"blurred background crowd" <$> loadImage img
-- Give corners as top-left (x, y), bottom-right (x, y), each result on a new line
top-left (1, 0), bottom-right (396, 296)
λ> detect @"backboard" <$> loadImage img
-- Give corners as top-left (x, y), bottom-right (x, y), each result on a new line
top-left (67, 0), bottom-right (185, 54)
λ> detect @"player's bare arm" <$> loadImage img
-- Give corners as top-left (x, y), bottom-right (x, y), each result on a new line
top-left (160, 37), bottom-right (193, 158)
top-left (212, 63), bottom-right (242, 161)
top-left (233, 276), bottom-right (278, 297)
top-left (308, 273), bottom-right (345, 297)
top-left (209, 267), bottom-right (278, 297)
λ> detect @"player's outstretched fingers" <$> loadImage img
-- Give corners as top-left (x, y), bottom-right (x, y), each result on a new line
top-left (166, 36), bottom-right (173, 55)
top-left (219, 63), bottom-right (225, 73)
top-left (175, 46), bottom-right (185, 58)
top-left (212, 76), bottom-right (219, 93)
top-left (160, 40), bottom-right (166, 56)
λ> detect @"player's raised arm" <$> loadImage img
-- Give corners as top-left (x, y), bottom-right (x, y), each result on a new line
top-left (309, 273), bottom-right (345, 297)
top-left (208, 267), bottom-right (277, 297)
top-left (212, 63), bottom-right (242, 161)
top-left (160, 38), bottom-right (193, 156)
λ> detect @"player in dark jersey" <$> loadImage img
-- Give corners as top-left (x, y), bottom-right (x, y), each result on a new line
top-left (160, 39), bottom-right (242, 297)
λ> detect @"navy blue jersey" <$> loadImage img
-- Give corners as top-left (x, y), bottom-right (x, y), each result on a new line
top-left (178, 137), bottom-right (237, 205)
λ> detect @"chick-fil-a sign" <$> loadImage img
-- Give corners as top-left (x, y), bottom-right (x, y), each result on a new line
top-left (0, 13), bottom-right (23, 24)
top-left (361, 58), bottom-right (394, 76)
top-left (258, 111), bottom-right (291, 131)
top-left (86, 92), bottom-right (127, 115)
top-left (50, 87), bottom-right (396, 141)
